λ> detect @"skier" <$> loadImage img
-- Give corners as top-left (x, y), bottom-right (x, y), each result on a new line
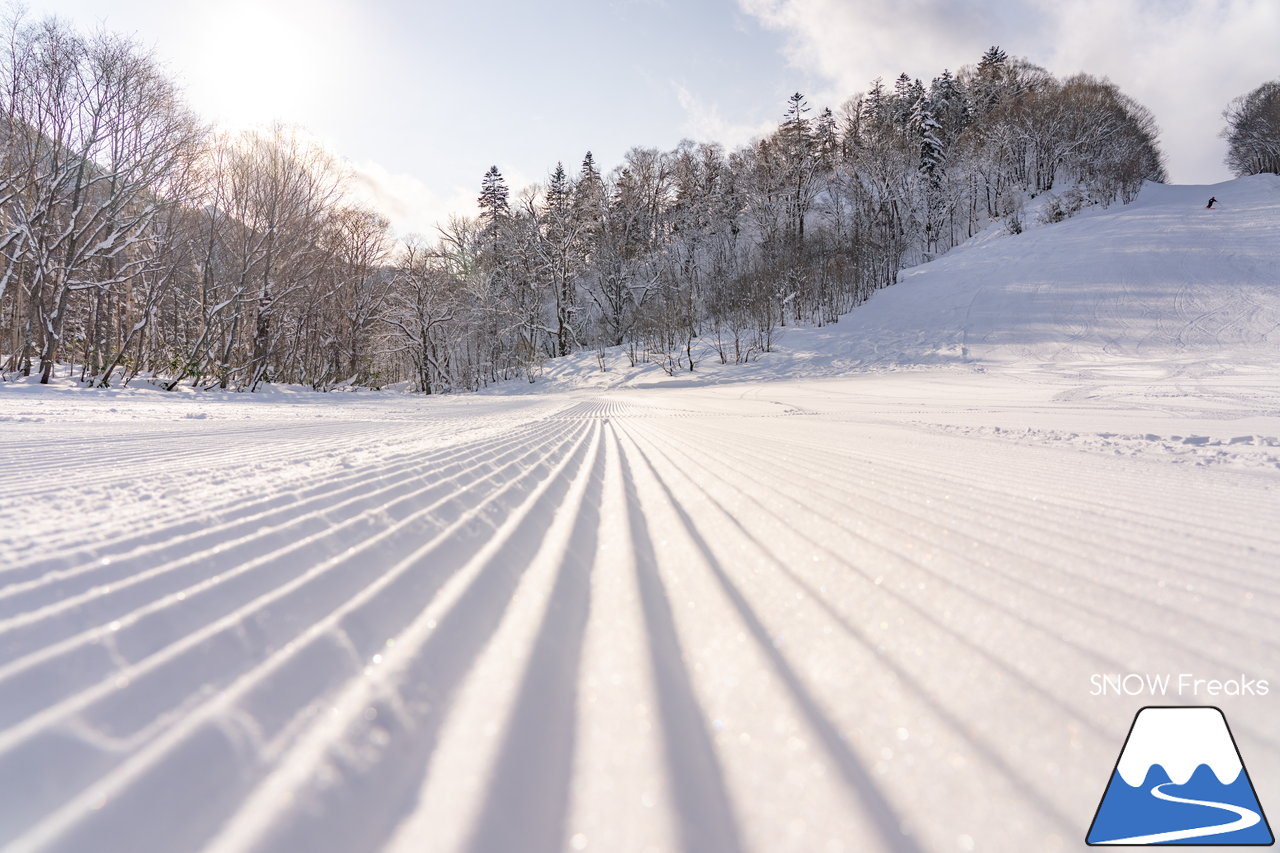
top-left (1206, 196), bottom-right (1218, 209)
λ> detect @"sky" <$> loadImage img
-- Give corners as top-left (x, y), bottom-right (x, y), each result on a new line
top-left (22, 0), bottom-right (1279, 238)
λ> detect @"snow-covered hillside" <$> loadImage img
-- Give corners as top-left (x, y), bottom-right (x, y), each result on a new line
top-left (524, 174), bottom-right (1280, 393)
top-left (1, 178), bottom-right (1278, 853)
top-left (815, 175), bottom-right (1280, 372)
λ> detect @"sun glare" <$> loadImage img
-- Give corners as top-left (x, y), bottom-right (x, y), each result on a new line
top-left (186, 0), bottom-right (343, 128)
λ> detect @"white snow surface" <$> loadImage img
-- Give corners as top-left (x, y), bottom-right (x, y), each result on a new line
top-left (1115, 707), bottom-right (1242, 787)
top-left (1, 177), bottom-right (1279, 853)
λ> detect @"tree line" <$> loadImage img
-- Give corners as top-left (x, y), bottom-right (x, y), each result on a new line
top-left (1, 15), bottom-right (1266, 393)
top-left (0, 14), bottom-right (394, 390)
top-left (1223, 79), bottom-right (1280, 177)
top-left (381, 47), bottom-right (1169, 388)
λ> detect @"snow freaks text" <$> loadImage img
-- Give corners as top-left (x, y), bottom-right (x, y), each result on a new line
top-left (1091, 673), bottom-right (1270, 698)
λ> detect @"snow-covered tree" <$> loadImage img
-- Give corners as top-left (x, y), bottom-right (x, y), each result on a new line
top-left (1222, 80), bottom-right (1280, 176)
top-left (0, 20), bottom-right (1172, 394)
top-left (0, 15), bottom-right (202, 383)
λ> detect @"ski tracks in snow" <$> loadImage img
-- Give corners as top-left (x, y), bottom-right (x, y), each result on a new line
top-left (1, 392), bottom-right (1279, 852)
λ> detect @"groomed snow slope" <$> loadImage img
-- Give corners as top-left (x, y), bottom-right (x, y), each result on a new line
top-left (1, 178), bottom-right (1278, 853)
top-left (810, 175), bottom-right (1280, 373)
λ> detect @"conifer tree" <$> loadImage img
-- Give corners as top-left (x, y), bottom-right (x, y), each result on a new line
top-left (863, 78), bottom-right (888, 127)
top-left (573, 151), bottom-right (606, 229)
top-left (979, 45), bottom-right (1009, 72)
top-left (478, 166), bottom-right (510, 225)
top-left (541, 161), bottom-right (581, 356)
top-left (783, 93), bottom-right (811, 146)
top-left (973, 46), bottom-right (1009, 113)
top-left (477, 165), bottom-right (510, 259)
top-left (814, 107), bottom-right (839, 169)
top-left (929, 69), bottom-right (968, 143)
top-left (914, 99), bottom-right (945, 175)
top-left (781, 93), bottom-right (815, 247)
top-left (546, 161), bottom-right (571, 216)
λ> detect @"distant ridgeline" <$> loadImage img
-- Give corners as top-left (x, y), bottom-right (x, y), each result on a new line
top-left (0, 22), bottom-right (1193, 392)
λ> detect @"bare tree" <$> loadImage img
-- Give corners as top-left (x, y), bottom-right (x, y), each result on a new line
top-left (1223, 80), bottom-right (1280, 177)
top-left (382, 240), bottom-right (457, 393)
top-left (0, 14), bottom-right (203, 382)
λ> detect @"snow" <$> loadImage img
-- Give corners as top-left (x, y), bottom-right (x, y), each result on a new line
top-left (1115, 707), bottom-right (1242, 787)
top-left (2, 177), bottom-right (1279, 853)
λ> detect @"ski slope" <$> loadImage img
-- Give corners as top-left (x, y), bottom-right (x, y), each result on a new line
top-left (2, 177), bottom-right (1279, 852)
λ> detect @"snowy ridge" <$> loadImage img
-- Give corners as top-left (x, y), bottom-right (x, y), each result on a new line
top-left (1115, 707), bottom-right (1243, 786)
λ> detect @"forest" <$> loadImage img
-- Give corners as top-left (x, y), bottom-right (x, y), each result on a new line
top-left (0, 13), bottom-right (1273, 393)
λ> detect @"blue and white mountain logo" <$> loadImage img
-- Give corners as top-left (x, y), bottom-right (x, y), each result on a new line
top-left (1087, 706), bottom-right (1273, 845)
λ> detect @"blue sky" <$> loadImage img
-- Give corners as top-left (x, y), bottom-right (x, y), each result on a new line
top-left (24, 0), bottom-right (1280, 237)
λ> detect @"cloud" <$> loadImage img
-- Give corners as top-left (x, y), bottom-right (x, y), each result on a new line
top-left (200, 125), bottom-right (477, 242)
top-left (737, 0), bottom-right (1028, 102)
top-left (1036, 0), bottom-right (1279, 182)
top-left (674, 83), bottom-right (780, 148)
top-left (345, 160), bottom-right (543, 242)
top-left (735, 0), bottom-right (1279, 181)
top-left (345, 159), bottom-right (479, 242)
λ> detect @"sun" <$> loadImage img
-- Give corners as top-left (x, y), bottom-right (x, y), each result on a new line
top-left (183, 0), bottom-right (342, 128)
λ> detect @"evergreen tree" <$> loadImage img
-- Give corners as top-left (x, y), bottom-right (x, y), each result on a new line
top-left (929, 69), bottom-right (969, 143)
top-left (546, 161), bottom-right (571, 216)
top-left (914, 99), bottom-right (945, 175)
top-left (973, 46), bottom-right (1009, 114)
top-left (979, 45), bottom-right (1009, 73)
top-left (478, 165), bottom-right (510, 257)
top-left (542, 161), bottom-right (581, 357)
top-left (573, 151), bottom-right (606, 226)
top-left (840, 99), bottom-right (865, 157)
top-left (814, 107), bottom-right (839, 169)
top-left (781, 93), bottom-right (816, 247)
top-left (863, 78), bottom-right (889, 127)
top-left (579, 151), bottom-right (600, 184)
top-left (783, 92), bottom-right (812, 157)
top-left (892, 73), bottom-right (915, 126)
top-left (478, 165), bottom-right (510, 224)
